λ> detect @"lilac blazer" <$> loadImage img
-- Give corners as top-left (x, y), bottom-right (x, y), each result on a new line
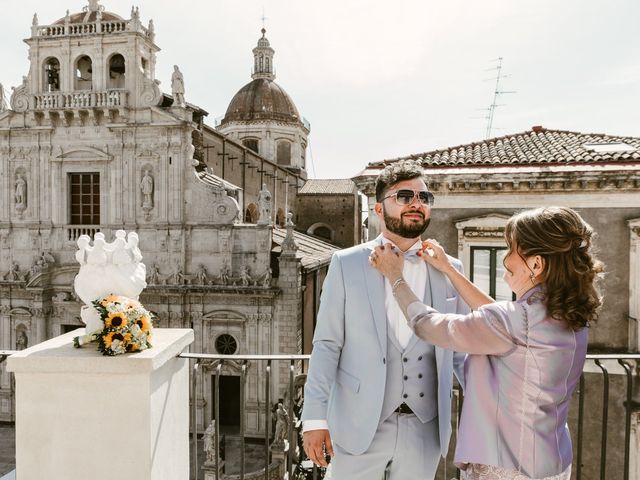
top-left (406, 286), bottom-right (587, 478)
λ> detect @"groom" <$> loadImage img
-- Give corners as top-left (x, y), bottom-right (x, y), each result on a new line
top-left (302, 160), bottom-right (468, 479)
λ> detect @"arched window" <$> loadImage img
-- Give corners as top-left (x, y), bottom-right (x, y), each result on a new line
top-left (277, 141), bottom-right (291, 165)
top-left (245, 203), bottom-right (259, 224)
top-left (308, 222), bottom-right (335, 242)
top-left (242, 138), bottom-right (259, 154)
top-left (75, 55), bottom-right (93, 90)
top-left (107, 53), bottom-right (125, 89)
top-left (43, 58), bottom-right (60, 92)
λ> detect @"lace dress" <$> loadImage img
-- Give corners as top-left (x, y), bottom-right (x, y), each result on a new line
top-left (463, 463), bottom-right (572, 480)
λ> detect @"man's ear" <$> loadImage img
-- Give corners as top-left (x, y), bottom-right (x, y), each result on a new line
top-left (374, 202), bottom-right (383, 218)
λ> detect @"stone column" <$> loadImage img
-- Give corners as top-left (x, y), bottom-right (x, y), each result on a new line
top-left (7, 328), bottom-right (194, 480)
top-left (628, 219), bottom-right (640, 351)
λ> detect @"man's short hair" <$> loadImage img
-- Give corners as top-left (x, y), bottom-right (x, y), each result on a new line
top-left (375, 160), bottom-right (426, 201)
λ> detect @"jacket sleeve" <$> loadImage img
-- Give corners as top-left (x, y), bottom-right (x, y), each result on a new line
top-left (450, 257), bottom-right (470, 388)
top-left (301, 253), bottom-right (346, 422)
top-left (406, 302), bottom-right (515, 356)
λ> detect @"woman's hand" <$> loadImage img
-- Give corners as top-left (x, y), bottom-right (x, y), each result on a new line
top-left (369, 243), bottom-right (404, 281)
top-left (420, 239), bottom-right (455, 274)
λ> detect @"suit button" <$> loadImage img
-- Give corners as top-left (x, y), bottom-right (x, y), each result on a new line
top-left (418, 356), bottom-right (423, 361)
top-left (419, 392), bottom-right (424, 397)
top-left (418, 373), bottom-right (423, 378)
top-left (403, 375), bottom-right (408, 380)
top-left (383, 357), bottom-right (386, 364)
top-left (403, 393), bottom-right (408, 399)
top-left (403, 357), bottom-right (408, 363)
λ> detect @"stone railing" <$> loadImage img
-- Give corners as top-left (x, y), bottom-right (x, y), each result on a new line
top-left (65, 225), bottom-right (103, 243)
top-left (33, 20), bottom-right (150, 39)
top-left (34, 90), bottom-right (127, 110)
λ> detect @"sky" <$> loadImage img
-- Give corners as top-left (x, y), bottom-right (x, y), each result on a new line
top-left (0, 0), bottom-right (638, 179)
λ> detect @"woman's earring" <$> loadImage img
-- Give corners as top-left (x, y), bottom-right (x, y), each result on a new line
top-left (529, 272), bottom-right (536, 285)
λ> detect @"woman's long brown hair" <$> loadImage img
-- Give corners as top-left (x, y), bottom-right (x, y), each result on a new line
top-left (504, 206), bottom-right (604, 330)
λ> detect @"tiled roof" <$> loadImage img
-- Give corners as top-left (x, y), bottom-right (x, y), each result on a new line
top-left (369, 127), bottom-right (640, 169)
top-left (299, 179), bottom-right (358, 195)
top-left (271, 227), bottom-right (339, 270)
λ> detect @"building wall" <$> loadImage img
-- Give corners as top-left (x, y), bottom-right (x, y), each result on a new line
top-left (295, 193), bottom-right (361, 248)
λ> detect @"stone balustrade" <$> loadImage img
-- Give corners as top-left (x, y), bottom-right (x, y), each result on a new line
top-left (34, 90), bottom-right (127, 110)
top-left (33, 20), bottom-right (150, 39)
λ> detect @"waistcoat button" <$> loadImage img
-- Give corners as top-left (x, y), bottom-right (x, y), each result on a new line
top-left (403, 393), bottom-right (408, 399)
top-left (418, 373), bottom-right (423, 378)
top-left (419, 392), bottom-right (424, 397)
top-left (403, 357), bottom-right (408, 363)
top-left (403, 375), bottom-right (408, 380)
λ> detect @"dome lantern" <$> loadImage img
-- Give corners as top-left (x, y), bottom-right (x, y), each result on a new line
top-left (252, 28), bottom-right (275, 81)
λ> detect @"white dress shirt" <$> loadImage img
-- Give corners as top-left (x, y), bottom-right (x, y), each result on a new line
top-left (303, 237), bottom-right (427, 433)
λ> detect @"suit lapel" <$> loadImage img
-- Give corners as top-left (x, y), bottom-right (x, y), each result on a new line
top-left (363, 240), bottom-right (388, 354)
top-left (428, 264), bottom-right (447, 369)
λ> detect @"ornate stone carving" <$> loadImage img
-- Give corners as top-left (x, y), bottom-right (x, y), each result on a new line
top-left (257, 184), bottom-right (272, 225)
top-left (140, 77), bottom-right (162, 107)
top-left (15, 330), bottom-right (28, 350)
top-left (14, 172), bottom-right (27, 216)
top-left (3, 261), bottom-right (20, 281)
top-left (463, 229), bottom-right (504, 238)
top-left (10, 76), bottom-right (29, 113)
top-left (211, 185), bottom-right (240, 225)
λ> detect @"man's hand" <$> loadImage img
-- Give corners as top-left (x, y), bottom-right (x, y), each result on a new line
top-left (303, 429), bottom-right (334, 467)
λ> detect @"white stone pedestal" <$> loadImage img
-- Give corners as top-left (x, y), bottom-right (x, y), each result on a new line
top-left (7, 328), bottom-right (194, 480)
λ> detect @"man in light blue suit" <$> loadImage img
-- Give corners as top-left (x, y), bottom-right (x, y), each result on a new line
top-left (302, 160), bottom-right (468, 479)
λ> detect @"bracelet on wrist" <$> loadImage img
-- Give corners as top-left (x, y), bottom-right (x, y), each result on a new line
top-left (391, 277), bottom-right (406, 294)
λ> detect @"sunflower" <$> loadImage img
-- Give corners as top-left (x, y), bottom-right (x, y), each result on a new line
top-left (135, 315), bottom-right (152, 333)
top-left (103, 331), bottom-right (125, 349)
top-left (105, 311), bottom-right (128, 329)
top-left (101, 293), bottom-right (121, 307)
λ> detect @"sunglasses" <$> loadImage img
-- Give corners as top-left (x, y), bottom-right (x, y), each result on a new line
top-left (382, 189), bottom-right (434, 207)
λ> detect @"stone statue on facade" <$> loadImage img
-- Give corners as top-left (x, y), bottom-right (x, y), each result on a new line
top-left (4, 262), bottom-right (20, 281)
top-left (171, 65), bottom-right (185, 107)
top-left (196, 265), bottom-right (208, 285)
top-left (257, 184), bottom-right (272, 225)
top-left (239, 265), bottom-right (251, 287)
top-left (203, 420), bottom-right (217, 464)
top-left (219, 265), bottom-right (230, 286)
top-left (271, 402), bottom-right (290, 448)
top-left (147, 263), bottom-right (160, 284)
top-left (0, 83), bottom-right (6, 112)
top-left (14, 174), bottom-right (26, 209)
top-left (74, 231), bottom-right (147, 333)
top-left (140, 170), bottom-right (154, 209)
top-left (16, 330), bottom-right (28, 350)
top-left (262, 267), bottom-right (272, 288)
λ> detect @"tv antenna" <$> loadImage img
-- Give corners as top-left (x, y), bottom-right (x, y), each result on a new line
top-left (483, 57), bottom-right (516, 139)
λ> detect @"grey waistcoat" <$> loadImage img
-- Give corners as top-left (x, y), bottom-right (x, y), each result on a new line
top-left (380, 330), bottom-right (438, 424)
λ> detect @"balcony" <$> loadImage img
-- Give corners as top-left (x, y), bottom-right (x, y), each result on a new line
top-left (33, 90), bottom-right (128, 111)
top-left (1, 344), bottom-right (638, 480)
top-left (32, 20), bottom-right (152, 41)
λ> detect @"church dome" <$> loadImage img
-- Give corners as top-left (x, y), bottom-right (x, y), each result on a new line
top-left (221, 78), bottom-right (302, 125)
top-left (53, 10), bottom-right (124, 24)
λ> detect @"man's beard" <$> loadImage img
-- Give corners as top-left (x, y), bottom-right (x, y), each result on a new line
top-left (383, 206), bottom-right (430, 239)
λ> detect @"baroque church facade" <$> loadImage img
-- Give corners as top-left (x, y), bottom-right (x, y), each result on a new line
top-left (0, 0), bottom-right (352, 437)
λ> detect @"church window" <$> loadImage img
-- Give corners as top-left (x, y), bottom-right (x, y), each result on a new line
top-left (107, 54), bottom-right (126, 89)
top-left (43, 58), bottom-right (60, 92)
top-left (266, 57), bottom-right (270, 71)
top-left (277, 141), bottom-right (291, 165)
top-left (75, 55), bottom-right (93, 90)
top-left (242, 138), bottom-right (259, 154)
top-left (69, 173), bottom-right (100, 225)
top-left (259, 55), bottom-right (264, 71)
top-left (215, 334), bottom-right (238, 355)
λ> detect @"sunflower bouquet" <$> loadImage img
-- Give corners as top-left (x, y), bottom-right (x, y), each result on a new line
top-left (73, 294), bottom-right (154, 356)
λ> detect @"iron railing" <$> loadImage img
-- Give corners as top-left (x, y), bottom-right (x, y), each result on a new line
top-left (1, 350), bottom-right (638, 479)
top-left (181, 352), bottom-right (639, 480)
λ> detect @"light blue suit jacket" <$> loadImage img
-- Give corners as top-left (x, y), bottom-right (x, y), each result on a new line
top-left (302, 237), bottom-right (468, 456)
